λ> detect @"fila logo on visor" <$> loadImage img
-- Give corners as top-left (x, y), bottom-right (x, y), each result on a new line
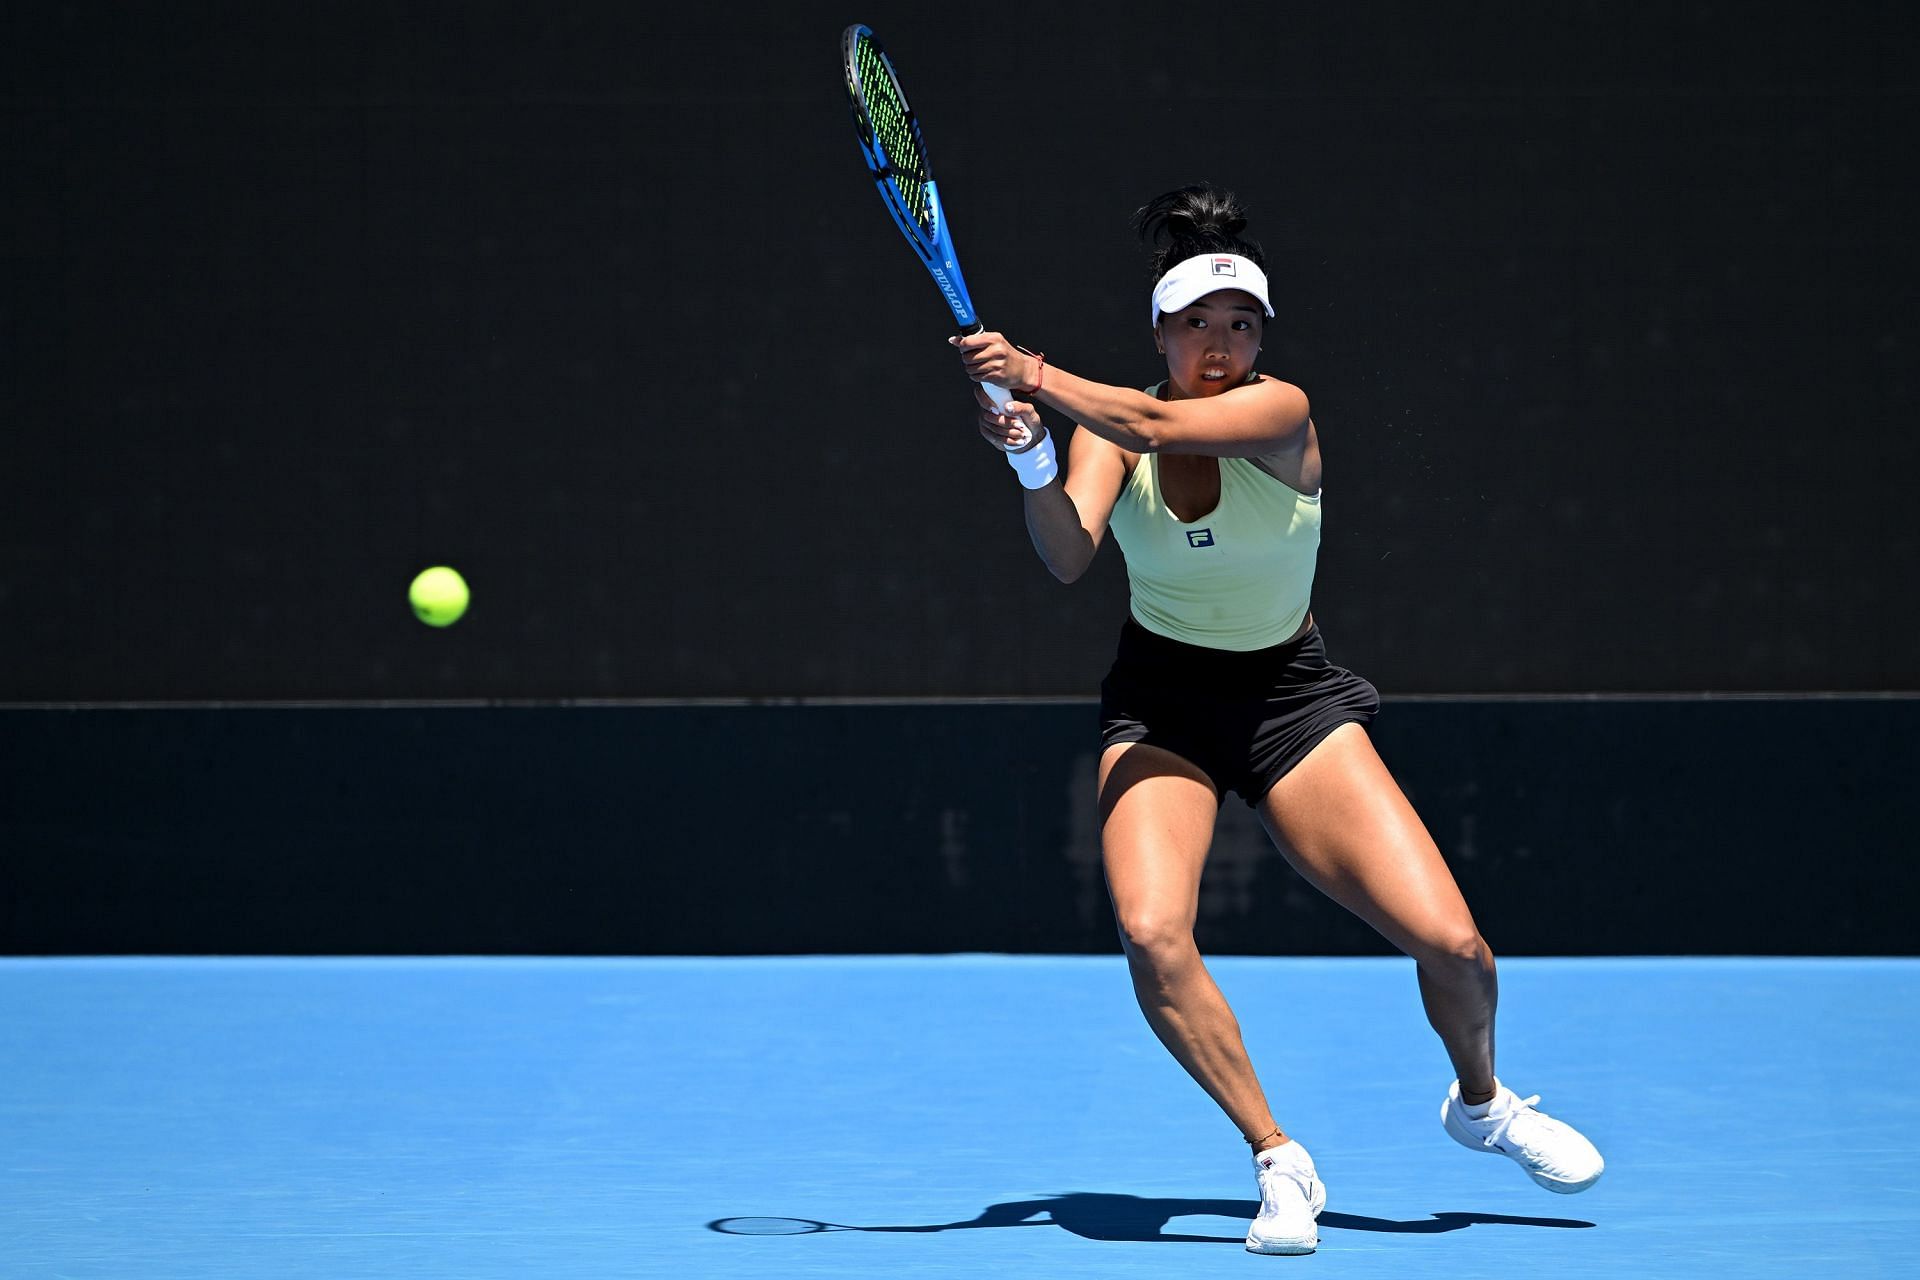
top-left (1210, 257), bottom-right (1237, 276)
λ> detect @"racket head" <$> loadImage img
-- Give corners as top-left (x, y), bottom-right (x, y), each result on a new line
top-left (840, 23), bottom-right (980, 328)
top-left (841, 26), bottom-right (936, 247)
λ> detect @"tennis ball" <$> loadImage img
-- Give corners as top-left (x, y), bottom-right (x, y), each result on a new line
top-left (409, 565), bottom-right (469, 627)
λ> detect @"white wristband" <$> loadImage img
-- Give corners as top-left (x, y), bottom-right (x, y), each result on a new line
top-left (1005, 429), bottom-right (1057, 490)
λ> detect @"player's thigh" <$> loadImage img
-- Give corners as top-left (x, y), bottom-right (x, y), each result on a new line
top-left (1256, 724), bottom-right (1481, 959)
top-left (1098, 742), bottom-right (1221, 945)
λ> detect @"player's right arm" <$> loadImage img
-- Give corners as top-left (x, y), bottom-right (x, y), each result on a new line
top-left (977, 391), bottom-right (1126, 584)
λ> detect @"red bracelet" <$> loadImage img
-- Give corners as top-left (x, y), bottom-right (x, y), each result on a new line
top-left (1020, 348), bottom-right (1046, 396)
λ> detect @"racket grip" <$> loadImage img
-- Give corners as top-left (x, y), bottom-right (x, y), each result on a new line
top-left (981, 383), bottom-right (1035, 451)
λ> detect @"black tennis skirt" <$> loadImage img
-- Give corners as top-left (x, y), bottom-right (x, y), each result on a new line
top-left (1098, 616), bottom-right (1381, 806)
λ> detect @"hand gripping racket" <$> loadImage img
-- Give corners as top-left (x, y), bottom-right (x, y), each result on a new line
top-left (840, 24), bottom-right (1032, 447)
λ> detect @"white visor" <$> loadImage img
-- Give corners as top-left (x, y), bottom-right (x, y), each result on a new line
top-left (1149, 253), bottom-right (1274, 327)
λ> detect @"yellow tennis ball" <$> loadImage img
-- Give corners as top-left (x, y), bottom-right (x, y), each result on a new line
top-left (409, 565), bottom-right (469, 627)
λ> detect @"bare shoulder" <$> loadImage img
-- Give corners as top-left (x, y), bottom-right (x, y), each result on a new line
top-left (1070, 423), bottom-right (1137, 476)
top-left (1250, 372), bottom-right (1309, 409)
top-left (1060, 423), bottom-right (1134, 539)
top-left (1247, 414), bottom-right (1321, 494)
top-left (1239, 377), bottom-right (1317, 488)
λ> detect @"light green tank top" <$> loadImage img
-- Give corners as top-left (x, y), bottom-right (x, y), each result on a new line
top-left (1107, 426), bottom-right (1322, 652)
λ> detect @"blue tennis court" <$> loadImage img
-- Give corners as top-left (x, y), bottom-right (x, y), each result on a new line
top-left (4, 954), bottom-right (1914, 1277)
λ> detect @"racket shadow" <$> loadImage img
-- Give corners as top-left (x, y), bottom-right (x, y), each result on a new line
top-left (710, 1195), bottom-right (1595, 1244)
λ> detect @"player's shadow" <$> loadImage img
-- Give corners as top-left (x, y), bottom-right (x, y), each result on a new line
top-left (711, 1193), bottom-right (1594, 1243)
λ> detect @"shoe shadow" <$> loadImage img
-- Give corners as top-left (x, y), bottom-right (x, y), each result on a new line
top-left (710, 1194), bottom-right (1595, 1243)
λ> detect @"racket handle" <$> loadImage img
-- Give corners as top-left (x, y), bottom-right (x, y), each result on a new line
top-left (957, 324), bottom-right (1035, 450)
top-left (981, 383), bottom-right (1035, 452)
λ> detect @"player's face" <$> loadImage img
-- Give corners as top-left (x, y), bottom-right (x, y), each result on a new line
top-left (1155, 290), bottom-right (1265, 397)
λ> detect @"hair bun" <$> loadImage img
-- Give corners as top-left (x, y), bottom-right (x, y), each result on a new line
top-left (1131, 183), bottom-right (1266, 280)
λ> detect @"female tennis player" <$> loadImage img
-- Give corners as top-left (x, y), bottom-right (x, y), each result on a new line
top-left (952, 185), bottom-right (1603, 1256)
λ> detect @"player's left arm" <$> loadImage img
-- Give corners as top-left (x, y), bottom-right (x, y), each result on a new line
top-left (954, 331), bottom-right (1309, 458)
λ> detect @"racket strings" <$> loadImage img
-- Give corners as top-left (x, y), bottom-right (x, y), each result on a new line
top-left (852, 40), bottom-right (932, 234)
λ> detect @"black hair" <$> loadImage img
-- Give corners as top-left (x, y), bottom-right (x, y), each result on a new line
top-left (1130, 184), bottom-right (1267, 283)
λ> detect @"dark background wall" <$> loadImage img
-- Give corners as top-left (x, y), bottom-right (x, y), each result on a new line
top-left (5, 698), bottom-right (1915, 956)
top-left (4, 1), bottom-right (1914, 701)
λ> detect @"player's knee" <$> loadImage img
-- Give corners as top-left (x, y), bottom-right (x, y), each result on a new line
top-left (1114, 910), bottom-right (1197, 969)
top-left (1412, 923), bottom-right (1490, 972)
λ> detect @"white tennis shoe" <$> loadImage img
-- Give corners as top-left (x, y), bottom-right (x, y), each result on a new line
top-left (1441, 1079), bottom-right (1604, 1193)
top-left (1245, 1139), bottom-right (1326, 1255)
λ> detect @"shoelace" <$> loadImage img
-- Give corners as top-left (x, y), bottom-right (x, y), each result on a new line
top-left (1478, 1093), bottom-right (1546, 1151)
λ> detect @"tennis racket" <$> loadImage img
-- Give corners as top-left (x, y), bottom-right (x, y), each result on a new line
top-left (839, 23), bottom-right (1030, 446)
